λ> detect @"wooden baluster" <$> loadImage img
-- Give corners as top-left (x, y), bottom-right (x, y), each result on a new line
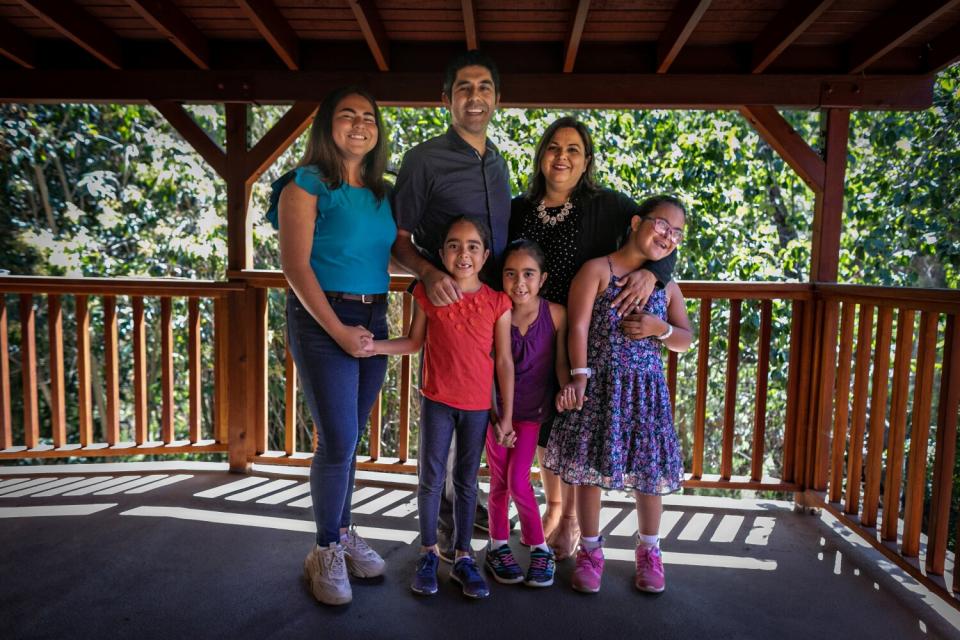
top-left (667, 351), bottom-right (678, 415)
top-left (48, 295), bottom-right (66, 447)
top-left (253, 288), bottom-right (268, 456)
top-left (783, 300), bottom-right (803, 483)
top-left (398, 293), bottom-right (412, 464)
top-left (793, 300), bottom-right (815, 486)
top-left (76, 295), bottom-right (93, 446)
top-left (829, 301), bottom-right (855, 503)
top-left (160, 297), bottom-right (174, 443)
top-left (811, 300), bottom-right (840, 491)
top-left (901, 311), bottom-right (938, 557)
top-left (19, 294), bottom-right (38, 448)
top-left (721, 299), bottom-right (742, 480)
top-left (928, 315), bottom-right (959, 575)
top-left (188, 297), bottom-right (201, 443)
top-left (880, 308), bottom-right (915, 541)
top-left (845, 304), bottom-right (874, 515)
top-left (214, 297), bottom-right (229, 445)
top-left (692, 298), bottom-right (711, 478)
top-left (284, 337), bottom-right (297, 456)
top-left (751, 299), bottom-right (772, 482)
top-left (103, 296), bottom-right (120, 446)
top-left (0, 297), bottom-right (11, 449)
top-left (861, 306), bottom-right (893, 527)
top-left (132, 296), bottom-right (148, 444)
top-left (369, 392), bottom-right (381, 461)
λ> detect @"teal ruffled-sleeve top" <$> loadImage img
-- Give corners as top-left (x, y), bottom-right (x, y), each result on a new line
top-left (266, 165), bottom-right (397, 295)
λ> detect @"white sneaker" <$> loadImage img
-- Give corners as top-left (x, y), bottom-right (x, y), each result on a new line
top-left (303, 543), bottom-right (352, 605)
top-left (342, 524), bottom-right (386, 578)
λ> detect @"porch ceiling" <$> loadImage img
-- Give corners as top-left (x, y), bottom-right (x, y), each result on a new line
top-left (0, 1), bottom-right (957, 108)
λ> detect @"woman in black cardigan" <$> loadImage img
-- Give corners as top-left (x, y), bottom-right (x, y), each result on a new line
top-left (508, 116), bottom-right (676, 559)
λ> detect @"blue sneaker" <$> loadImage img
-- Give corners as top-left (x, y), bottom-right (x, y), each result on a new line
top-left (451, 556), bottom-right (490, 599)
top-left (524, 546), bottom-right (556, 587)
top-left (484, 543), bottom-right (524, 584)
top-left (411, 551), bottom-right (439, 595)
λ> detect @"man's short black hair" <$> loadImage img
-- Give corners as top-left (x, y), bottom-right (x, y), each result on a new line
top-left (442, 50), bottom-right (501, 97)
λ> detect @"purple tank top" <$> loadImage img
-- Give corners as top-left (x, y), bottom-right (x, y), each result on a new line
top-left (500, 297), bottom-right (557, 423)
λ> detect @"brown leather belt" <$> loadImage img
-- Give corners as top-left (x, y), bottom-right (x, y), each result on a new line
top-left (326, 291), bottom-right (388, 304)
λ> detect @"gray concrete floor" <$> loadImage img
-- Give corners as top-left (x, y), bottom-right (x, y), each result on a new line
top-left (1, 461), bottom-right (958, 640)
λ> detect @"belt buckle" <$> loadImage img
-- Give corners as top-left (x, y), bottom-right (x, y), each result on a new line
top-left (360, 294), bottom-right (373, 304)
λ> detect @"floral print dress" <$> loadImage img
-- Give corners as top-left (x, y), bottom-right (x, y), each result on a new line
top-left (544, 257), bottom-right (684, 495)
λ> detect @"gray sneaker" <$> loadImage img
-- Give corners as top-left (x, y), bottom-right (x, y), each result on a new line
top-left (437, 528), bottom-right (455, 564)
top-left (342, 524), bottom-right (386, 578)
top-left (303, 543), bottom-right (352, 605)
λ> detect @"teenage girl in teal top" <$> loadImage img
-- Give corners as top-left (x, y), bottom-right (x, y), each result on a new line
top-left (267, 86), bottom-right (396, 607)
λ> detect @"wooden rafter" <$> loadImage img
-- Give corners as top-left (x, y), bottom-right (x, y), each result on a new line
top-left (847, 0), bottom-right (960, 74)
top-left (235, 0), bottom-right (299, 71)
top-left (462, 0), bottom-right (478, 51)
top-left (246, 102), bottom-right (319, 182)
top-left (150, 101), bottom-right (227, 178)
top-left (926, 21), bottom-right (960, 72)
top-left (0, 18), bottom-right (35, 69)
top-left (127, 0), bottom-right (210, 70)
top-left (563, 0), bottom-right (591, 73)
top-left (656, 0), bottom-right (712, 73)
top-left (751, 0), bottom-right (835, 73)
top-left (739, 106), bottom-right (825, 193)
top-left (348, 0), bottom-right (390, 72)
top-left (18, 0), bottom-right (122, 69)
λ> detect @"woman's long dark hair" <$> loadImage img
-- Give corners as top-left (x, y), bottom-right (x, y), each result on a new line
top-left (298, 85), bottom-right (389, 201)
top-left (524, 116), bottom-right (598, 204)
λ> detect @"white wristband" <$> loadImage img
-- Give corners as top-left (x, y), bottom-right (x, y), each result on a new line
top-left (570, 367), bottom-right (592, 378)
top-left (657, 324), bottom-right (674, 341)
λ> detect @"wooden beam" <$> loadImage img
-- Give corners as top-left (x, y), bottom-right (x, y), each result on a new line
top-left (0, 71), bottom-right (935, 110)
top-left (245, 101), bottom-right (318, 183)
top-left (656, 0), bottom-right (712, 73)
top-left (462, 0), bottom-right (478, 51)
top-left (751, 0), bottom-right (835, 73)
top-left (563, 0), bottom-right (591, 73)
top-left (225, 103), bottom-right (252, 272)
top-left (847, 0), bottom-right (960, 73)
top-left (810, 109), bottom-right (850, 283)
top-left (18, 0), bottom-right (122, 69)
top-left (926, 21), bottom-right (960, 72)
top-left (235, 0), bottom-right (299, 71)
top-left (0, 18), bottom-right (35, 69)
top-left (740, 105), bottom-right (825, 192)
top-left (150, 100), bottom-right (227, 178)
top-left (348, 0), bottom-right (390, 72)
top-left (127, 0), bottom-right (210, 70)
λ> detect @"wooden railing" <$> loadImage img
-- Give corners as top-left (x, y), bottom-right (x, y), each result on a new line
top-left (2, 273), bottom-right (958, 606)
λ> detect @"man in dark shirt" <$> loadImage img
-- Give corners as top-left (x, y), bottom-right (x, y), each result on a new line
top-left (391, 50), bottom-right (507, 562)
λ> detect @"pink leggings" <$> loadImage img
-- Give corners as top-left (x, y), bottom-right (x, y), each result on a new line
top-left (485, 420), bottom-right (545, 545)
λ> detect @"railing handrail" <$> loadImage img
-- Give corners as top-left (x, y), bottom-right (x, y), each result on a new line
top-left (815, 282), bottom-right (960, 312)
top-left (0, 276), bottom-right (244, 297)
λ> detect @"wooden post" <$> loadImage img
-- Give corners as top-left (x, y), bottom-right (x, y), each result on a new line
top-left (810, 109), bottom-right (850, 283)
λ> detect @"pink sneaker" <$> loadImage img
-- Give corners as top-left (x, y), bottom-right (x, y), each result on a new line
top-left (635, 544), bottom-right (665, 593)
top-left (571, 543), bottom-right (604, 593)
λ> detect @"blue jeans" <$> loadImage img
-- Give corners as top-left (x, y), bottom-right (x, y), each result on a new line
top-left (417, 397), bottom-right (488, 552)
top-left (286, 292), bottom-right (388, 547)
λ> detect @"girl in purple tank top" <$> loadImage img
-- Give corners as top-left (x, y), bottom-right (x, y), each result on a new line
top-left (484, 240), bottom-right (571, 588)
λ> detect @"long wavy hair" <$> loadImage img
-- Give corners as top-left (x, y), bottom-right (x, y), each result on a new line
top-left (298, 85), bottom-right (389, 201)
top-left (524, 116), bottom-right (598, 204)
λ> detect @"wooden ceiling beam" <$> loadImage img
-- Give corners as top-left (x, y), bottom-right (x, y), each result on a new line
top-left (925, 21), bottom-right (960, 72)
top-left (235, 0), bottom-right (299, 71)
top-left (847, 0), bottom-right (960, 73)
top-left (150, 100), bottom-right (227, 178)
top-left (751, 0), bottom-right (835, 73)
top-left (18, 0), bottom-right (122, 69)
top-left (739, 105), bottom-right (825, 192)
top-left (462, 0), bottom-right (478, 51)
top-left (127, 0), bottom-right (210, 70)
top-left (246, 101), bottom-right (319, 183)
top-left (0, 18), bottom-right (35, 69)
top-left (0, 71), bottom-right (934, 110)
top-left (348, 0), bottom-right (390, 72)
top-left (656, 0), bottom-right (712, 73)
top-left (563, 0), bottom-right (591, 73)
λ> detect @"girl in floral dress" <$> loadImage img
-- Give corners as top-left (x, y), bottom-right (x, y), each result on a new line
top-left (545, 195), bottom-right (692, 594)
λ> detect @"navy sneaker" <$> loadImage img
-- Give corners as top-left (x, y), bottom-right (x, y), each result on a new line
top-left (484, 543), bottom-right (524, 584)
top-left (524, 546), bottom-right (556, 587)
top-left (451, 556), bottom-right (490, 599)
top-left (411, 551), bottom-right (439, 596)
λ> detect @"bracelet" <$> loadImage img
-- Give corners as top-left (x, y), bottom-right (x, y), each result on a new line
top-left (570, 367), bottom-right (592, 378)
top-left (657, 324), bottom-right (674, 341)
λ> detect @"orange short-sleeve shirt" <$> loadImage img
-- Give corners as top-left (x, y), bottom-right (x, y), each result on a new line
top-left (413, 282), bottom-right (513, 411)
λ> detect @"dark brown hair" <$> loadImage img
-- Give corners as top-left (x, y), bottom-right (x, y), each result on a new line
top-left (524, 116), bottom-right (598, 204)
top-left (298, 85), bottom-right (389, 201)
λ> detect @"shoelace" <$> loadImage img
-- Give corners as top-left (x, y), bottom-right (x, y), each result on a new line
top-left (637, 547), bottom-right (663, 575)
top-left (494, 548), bottom-right (518, 568)
top-left (347, 526), bottom-right (375, 557)
top-left (579, 547), bottom-right (602, 569)
top-left (322, 548), bottom-right (347, 577)
top-left (416, 554), bottom-right (436, 577)
top-left (529, 554), bottom-right (550, 576)
top-left (458, 559), bottom-right (482, 582)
